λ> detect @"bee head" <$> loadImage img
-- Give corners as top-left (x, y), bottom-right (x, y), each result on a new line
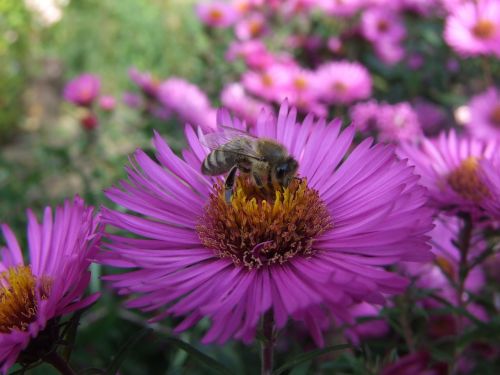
top-left (275, 157), bottom-right (299, 187)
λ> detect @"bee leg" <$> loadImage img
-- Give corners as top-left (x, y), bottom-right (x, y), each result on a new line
top-left (224, 165), bottom-right (238, 203)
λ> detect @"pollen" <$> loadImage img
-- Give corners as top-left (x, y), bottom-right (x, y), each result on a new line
top-left (446, 157), bottom-right (491, 202)
top-left (0, 265), bottom-right (51, 334)
top-left (197, 178), bottom-right (332, 269)
top-left (472, 19), bottom-right (495, 39)
top-left (332, 81), bottom-right (347, 93)
top-left (293, 76), bottom-right (308, 91)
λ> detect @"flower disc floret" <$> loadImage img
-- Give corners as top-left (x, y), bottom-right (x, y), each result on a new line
top-left (197, 178), bottom-right (332, 269)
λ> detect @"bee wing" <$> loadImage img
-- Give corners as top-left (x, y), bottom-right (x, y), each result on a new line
top-left (200, 128), bottom-right (262, 160)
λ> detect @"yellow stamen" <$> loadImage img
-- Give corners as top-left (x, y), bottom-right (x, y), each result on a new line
top-left (446, 157), bottom-right (491, 202)
top-left (197, 178), bottom-right (332, 269)
top-left (472, 19), bottom-right (495, 39)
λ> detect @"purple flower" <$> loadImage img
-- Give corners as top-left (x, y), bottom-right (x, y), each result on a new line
top-left (99, 102), bottom-right (433, 346)
top-left (377, 102), bottom-right (423, 143)
top-left (412, 99), bottom-right (447, 136)
top-left (381, 351), bottom-right (447, 375)
top-left (63, 73), bottom-right (100, 107)
top-left (0, 197), bottom-right (101, 372)
top-left (157, 77), bottom-right (216, 131)
top-left (235, 12), bottom-right (268, 40)
top-left (196, 1), bottom-right (238, 29)
top-left (221, 82), bottom-right (273, 126)
top-left (350, 100), bottom-right (380, 133)
top-left (317, 60), bottom-right (372, 104)
top-left (398, 130), bottom-right (500, 218)
top-left (361, 7), bottom-right (406, 44)
top-left (443, 0), bottom-right (500, 57)
top-left (99, 95), bottom-right (116, 111)
top-left (466, 87), bottom-right (500, 140)
top-left (122, 92), bottom-right (143, 109)
top-left (344, 302), bottom-right (389, 344)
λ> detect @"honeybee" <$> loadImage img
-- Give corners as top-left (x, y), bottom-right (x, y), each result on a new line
top-left (201, 128), bottom-right (299, 202)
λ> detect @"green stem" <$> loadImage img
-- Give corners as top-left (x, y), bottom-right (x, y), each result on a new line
top-left (261, 311), bottom-right (275, 375)
top-left (44, 352), bottom-right (77, 375)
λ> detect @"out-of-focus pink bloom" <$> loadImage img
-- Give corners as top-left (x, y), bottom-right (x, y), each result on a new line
top-left (327, 36), bottom-right (342, 53)
top-left (317, 60), bottom-right (372, 104)
top-left (280, 0), bottom-right (318, 16)
top-left (345, 302), bottom-right (389, 344)
top-left (226, 40), bottom-right (276, 69)
top-left (128, 67), bottom-right (159, 98)
top-left (398, 131), bottom-right (500, 217)
top-left (232, 0), bottom-right (254, 16)
top-left (374, 39), bottom-right (406, 65)
top-left (63, 73), bottom-right (100, 107)
top-left (381, 351), bottom-right (447, 375)
top-left (123, 92), bottom-right (143, 109)
top-left (377, 102), bottom-right (423, 143)
top-left (99, 95), bottom-right (116, 112)
top-left (412, 99), bottom-right (447, 136)
top-left (235, 12), bottom-right (267, 40)
top-left (316, 0), bottom-right (365, 17)
top-left (221, 82), bottom-right (273, 125)
top-left (350, 100), bottom-right (380, 133)
top-left (444, 0), bottom-right (500, 57)
top-left (478, 159), bottom-right (500, 219)
top-left (196, 1), bottom-right (238, 28)
top-left (407, 53), bottom-right (424, 70)
top-left (242, 64), bottom-right (291, 102)
top-left (150, 105), bottom-right (172, 121)
top-left (361, 7), bottom-right (406, 43)
top-left (466, 87), bottom-right (500, 140)
top-left (158, 77), bottom-right (217, 131)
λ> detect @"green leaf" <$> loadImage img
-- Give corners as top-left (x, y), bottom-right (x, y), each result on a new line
top-left (104, 327), bottom-right (152, 375)
top-left (161, 336), bottom-right (234, 375)
top-left (273, 344), bottom-right (350, 375)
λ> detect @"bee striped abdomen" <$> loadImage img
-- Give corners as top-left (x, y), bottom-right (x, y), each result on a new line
top-left (201, 150), bottom-right (237, 176)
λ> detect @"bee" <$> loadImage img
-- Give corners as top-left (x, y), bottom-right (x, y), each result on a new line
top-left (201, 128), bottom-right (299, 202)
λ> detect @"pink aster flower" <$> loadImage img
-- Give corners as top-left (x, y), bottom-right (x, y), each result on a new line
top-left (157, 77), bottom-right (216, 131)
top-left (344, 302), bottom-right (389, 344)
top-left (374, 39), bottom-right (406, 65)
top-left (443, 0), bottom-right (500, 57)
top-left (0, 197), bottom-right (101, 373)
top-left (196, 1), bottom-right (238, 28)
top-left (242, 64), bottom-right (291, 102)
top-left (398, 130), bottom-right (500, 217)
top-left (221, 82), bottom-right (273, 126)
top-left (317, 61), bottom-right (372, 104)
top-left (316, 0), bottom-right (366, 17)
top-left (63, 73), bottom-right (100, 107)
top-left (350, 100), bottom-right (380, 134)
top-left (361, 7), bottom-right (406, 43)
top-left (478, 159), bottom-right (500, 219)
top-left (377, 102), bottom-right (423, 143)
top-left (466, 87), bottom-right (500, 140)
top-left (99, 102), bottom-right (433, 346)
top-left (99, 95), bottom-right (116, 112)
top-left (225, 40), bottom-right (276, 70)
top-left (235, 12), bottom-right (267, 40)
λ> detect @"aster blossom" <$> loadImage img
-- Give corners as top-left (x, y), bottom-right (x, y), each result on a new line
top-left (0, 197), bottom-right (101, 373)
top-left (466, 87), bottom-right (500, 140)
top-left (63, 73), bottom-right (100, 107)
top-left (398, 130), bottom-right (499, 218)
top-left (99, 102), bottom-right (433, 346)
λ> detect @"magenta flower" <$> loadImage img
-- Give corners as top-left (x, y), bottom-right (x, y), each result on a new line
top-left (374, 39), bottom-right (406, 65)
top-left (99, 95), bottom-right (116, 112)
top-left (221, 82), bottom-right (273, 126)
top-left (344, 302), bottom-right (389, 344)
top-left (235, 12), bottom-right (267, 40)
top-left (196, 1), bottom-right (238, 28)
top-left (350, 100), bottom-right (380, 133)
top-left (361, 7), bottom-right (406, 43)
top-left (226, 40), bottom-right (277, 70)
top-left (466, 87), bottom-right (500, 140)
top-left (0, 197), bottom-right (101, 373)
top-left (316, 0), bottom-right (365, 17)
top-left (377, 102), bottom-right (423, 143)
top-left (412, 99), bottom-right (447, 136)
top-left (157, 77), bottom-right (216, 131)
top-left (444, 0), bottom-right (500, 57)
top-left (128, 67), bottom-right (159, 98)
top-left (63, 73), bottom-right (100, 107)
top-left (317, 61), bottom-right (372, 104)
top-left (242, 64), bottom-right (291, 102)
top-left (478, 159), bottom-right (500, 219)
top-left (398, 130), bottom-right (500, 217)
top-left (99, 102), bottom-right (433, 346)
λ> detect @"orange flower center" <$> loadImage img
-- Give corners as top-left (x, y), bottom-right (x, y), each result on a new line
top-left (209, 8), bottom-right (224, 22)
top-left (261, 73), bottom-right (274, 87)
top-left (377, 20), bottom-right (389, 33)
top-left (446, 157), bottom-right (491, 202)
top-left (197, 178), bottom-right (332, 269)
top-left (489, 104), bottom-right (500, 127)
top-left (0, 266), bottom-right (51, 334)
top-left (332, 81), bottom-right (347, 93)
top-left (294, 76), bottom-right (308, 91)
top-left (472, 19), bottom-right (495, 39)
top-left (249, 19), bottom-right (263, 37)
